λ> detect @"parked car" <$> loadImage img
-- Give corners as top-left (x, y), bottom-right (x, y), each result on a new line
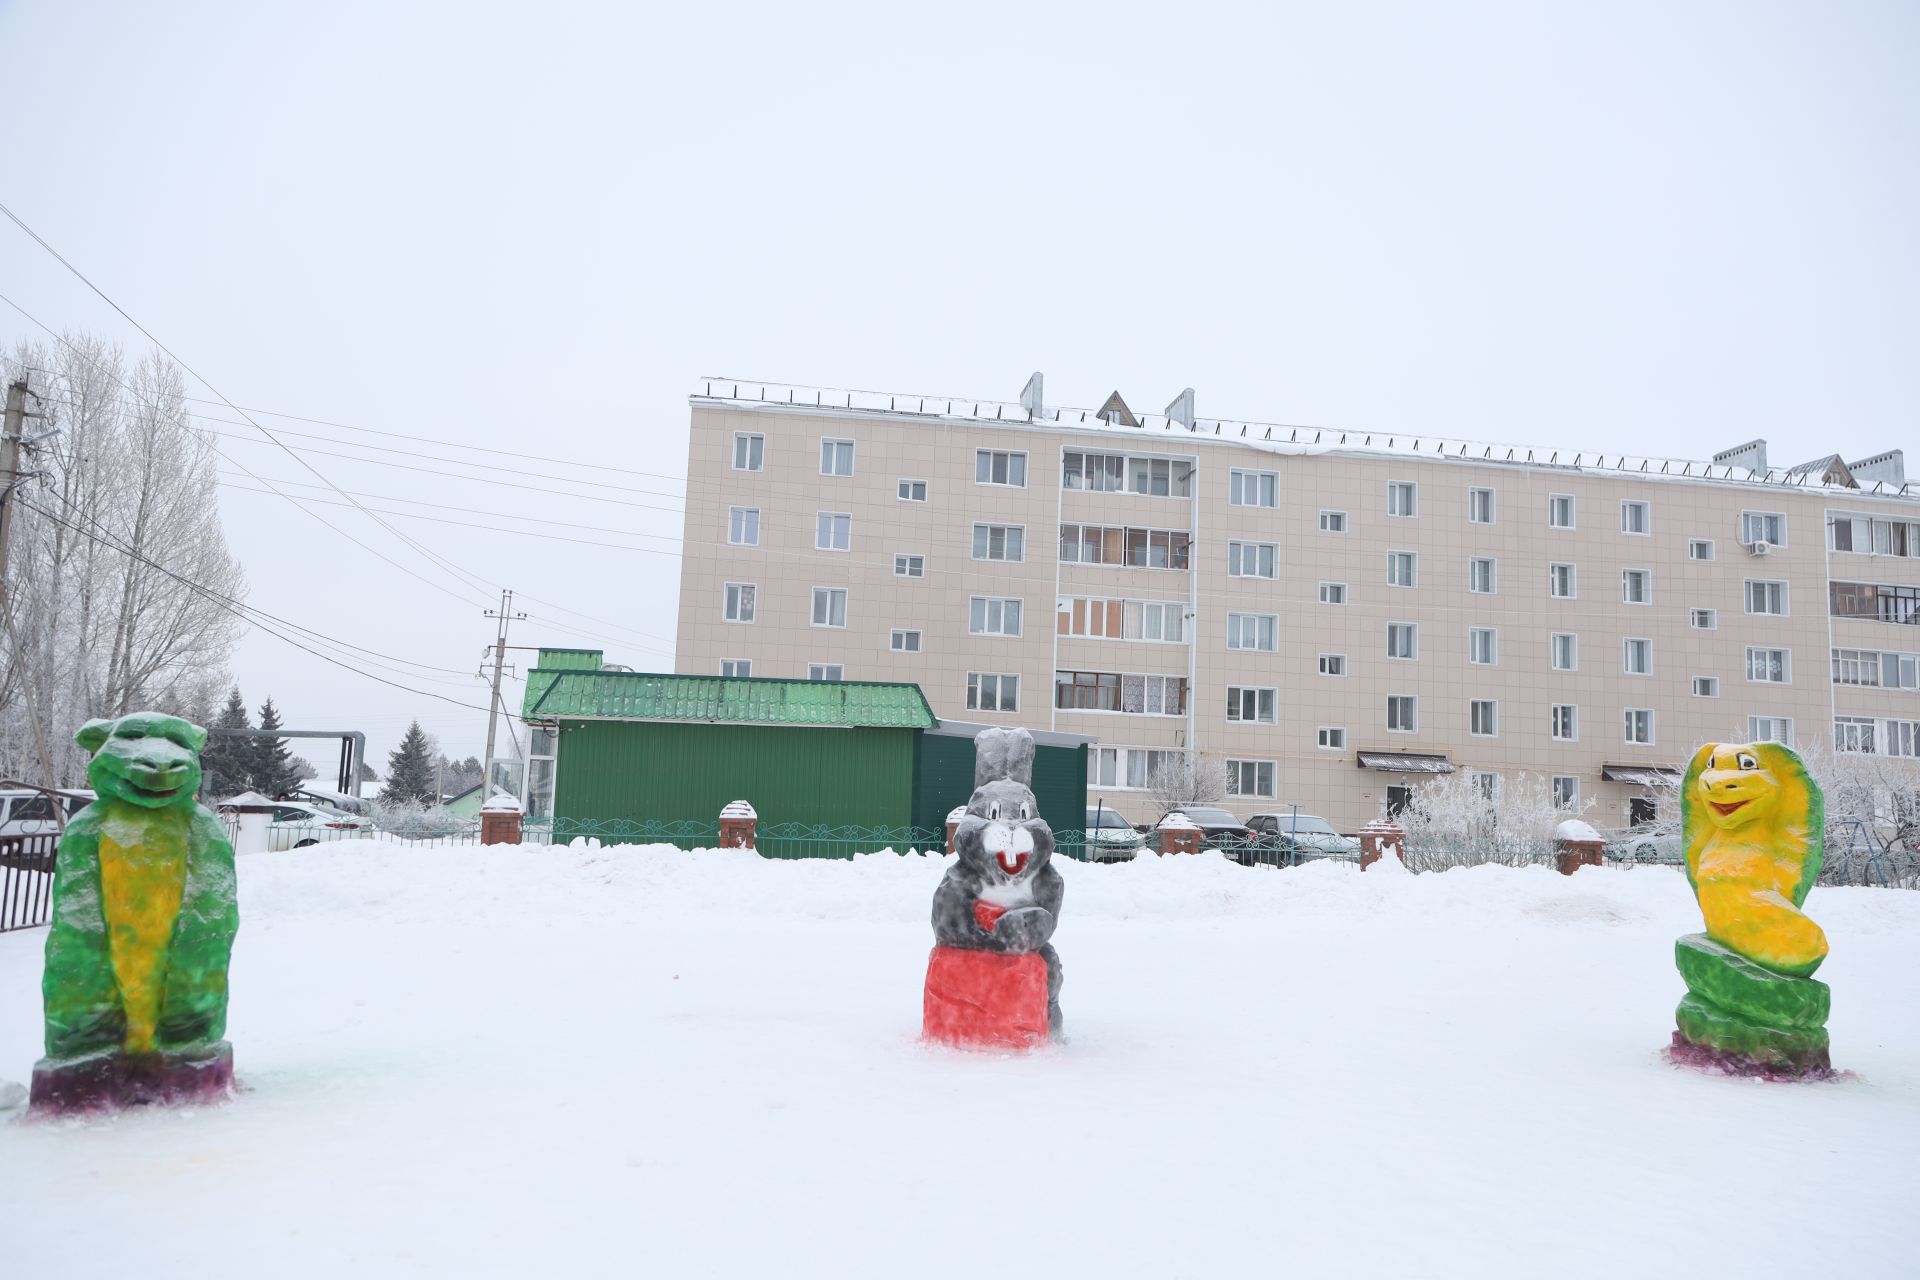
top-left (1083, 804), bottom-right (1146, 859)
top-left (1603, 833), bottom-right (1683, 865)
top-left (1159, 806), bottom-right (1252, 850)
top-left (0, 787), bottom-right (92, 838)
top-left (263, 802), bottom-right (373, 851)
top-left (1245, 813), bottom-right (1362, 865)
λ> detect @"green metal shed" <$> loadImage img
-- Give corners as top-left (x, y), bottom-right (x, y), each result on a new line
top-left (912, 720), bottom-right (1091, 836)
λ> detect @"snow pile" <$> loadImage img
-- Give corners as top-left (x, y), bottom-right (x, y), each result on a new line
top-left (3, 844), bottom-right (1917, 1278)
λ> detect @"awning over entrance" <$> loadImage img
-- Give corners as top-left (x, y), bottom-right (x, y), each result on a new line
top-left (1355, 751), bottom-right (1456, 774)
top-left (1601, 764), bottom-right (1682, 787)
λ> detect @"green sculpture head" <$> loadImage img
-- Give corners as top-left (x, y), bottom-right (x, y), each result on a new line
top-left (76, 712), bottom-right (208, 810)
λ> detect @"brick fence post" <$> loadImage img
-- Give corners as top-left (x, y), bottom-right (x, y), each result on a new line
top-left (1358, 819), bottom-right (1404, 871)
top-left (1554, 819), bottom-right (1606, 875)
top-left (1156, 813), bottom-right (1202, 855)
top-left (719, 800), bottom-right (758, 850)
top-left (479, 791), bottom-right (524, 846)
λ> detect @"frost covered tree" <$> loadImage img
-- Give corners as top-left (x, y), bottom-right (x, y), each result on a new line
top-left (0, 336), bottom-right (244, 786)
top-left (380, 721), bottom-right (437, 806)
top-left (250, 696), bottom-right (303, 799)
top-left (1145, 752), bottom-right (1227, 816)
top-left (1398, 771), bottom-right (1585, 872)
top-left (198, 687), bottom-right (253, 800)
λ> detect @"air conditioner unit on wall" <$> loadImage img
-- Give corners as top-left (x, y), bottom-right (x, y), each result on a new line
top-left (1747, 540), bottom-right (1774, 556)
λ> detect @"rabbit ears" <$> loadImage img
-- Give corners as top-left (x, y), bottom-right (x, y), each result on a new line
top-left (974, 727), bottom-right (1036, 788)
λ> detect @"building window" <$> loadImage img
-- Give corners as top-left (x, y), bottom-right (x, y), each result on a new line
top-left (1551, 704), bottom-right (1577, 741)
top-left (721, 659), bottom-right (752, 677)
top-left (1745, 580), bottom-right (1787, 615)
top-left (728, 507), bottom-right (760, 546)
top-left (819, 438), bottom-right (854, 476)
top-left (1386, 695), bottom-right (1418, 733)
top-left (1624, 638), bottom-right (1652, 675)
top-left (1469, 557), bottom-right (1497, 594)
top-left (1552, 776), bottom-right (1580, 809)
top-left (1317, 726), bottom-right (1347, 750)
top-left (1549, 563), bottom-right (1576, 598)
top-left (1129, 456), bottom-right (1194, 497)
top-left (898, 478), bottom-right (927, 502)
top-left (1386, 622), bottom-right (1418, 660)
top-left (1834, 717), bottom-right (1876, 754)
top-left (815, 512), bottom-right (851, 552)
top-left (1226, 759), bottom-right (1276, 799)
top-left (1387, 551), bottom-right (1417, 588)
top-left (967, 673), bottom-right (1020, 712)
top-left (1831, 648), bottom-right (1884, 686)
top-left (732, 432), bottom-right (764, 471)
top-left (1470, 699), bottom-right (1498, 737)
top-left (1318, 653), bottom-right (1347, 677)
top-left (808, 664), bottom-right (844, 682)
top-left (1693, 676), bottom-right (1720, 697)
top-left (1549, 494), bottom-right (1575, 529)
top-left (890, 630), bottom-right (922, 653)
top-left (724, 582), bottom-right (756, 623)
top-left (1229, 541), bottom-right (1278, 578)
top-left (1831, 580), bottom-right (1920, 624)
top-left (976, 449), bottom-right (1028, 487)
top-left (1622, 568), bottom-right (1651, 604)
top-left (1227, 686), bottom-right (1278, 724)
top-left (1624, 708), bottom-right (1655, 745)
top-left (1748, 715), bottom-right (1793, 745)
top-left (1319, 510), bottom-right (1348, 533)
top-left (1062, 451), bottom-right (1126, 491)
top-left (1691, 608), bottom-right (1717, 630)
top-left (1319, 582), bottom-right (1347, 605)
top-left (1887, 720), bottom-right (1920, 757)
top-left (1886, 652), bottom-right (1920, 688)
top-left (1469, 487), bottom-right (1495, 524)
top-left (1228, 613), bottom-right (1278, 651)
top-left (1741, 511), bottom-right (1786, 547)
top-left (894, 554), bottom-right (925, 578)
top-left (1746, 647), bottom-right (1791, 683)
top-left (1089, 747), bottom-right (1189, 790)
top-left (1471, 771), bottom-right (1500, 802)
top-left (810, 587), bottom-right (847, 628)
top-left (1831, 514), bottom-right (1920, 556)
top-left (1058, 524), bottom-right (1191, 569)
top-left (1388, 481), bottom-right (1417, 517)
top-left (1054, 671), bottom-right (1187, 715)
top-left (1689, 539), bottom-right (1714, 561)
top-left (969, 596), bottom-right (1023, 637)
top-left (1621, 500), bottom-right (1650, 535)
top-left (1551, 633), bottom-right (1577, 671)
top-left (1469, 628), bottom-right (1497, 665)
top-left (972, 524), bottom-right (1026, 562)
top-left (1058, 597), bottom-right (1185, 642)
top-left (1230, 469), bottom-right (1278, 507)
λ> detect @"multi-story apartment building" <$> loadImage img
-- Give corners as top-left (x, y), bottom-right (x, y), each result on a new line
top-left (673, 375), bottom-right (1919, 833)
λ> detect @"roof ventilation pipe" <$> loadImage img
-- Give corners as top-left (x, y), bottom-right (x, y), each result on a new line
top-left (1020, 372), bottom-right (1044, 419)
top-left (1712, 439), bottom-right (1768, 475)
top-left (1165, 387), bottom-right (1195, 429)
top-left (1850, 449), bottom-right (1906, 487)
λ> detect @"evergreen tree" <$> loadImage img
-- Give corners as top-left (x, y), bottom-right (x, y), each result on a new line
top-left (380, 721), bottom-right (438, 806)
top-left (250, 697), bottom-right (304, 799)
top-left (198, 687), bottom-right (252, 799)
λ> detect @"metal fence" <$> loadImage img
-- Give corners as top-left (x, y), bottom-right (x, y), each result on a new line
top-left (1, 833), bottom-right (57, 932)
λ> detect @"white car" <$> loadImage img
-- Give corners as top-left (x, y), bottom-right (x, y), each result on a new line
top-left (1084, 805), bottom-right (1146, 859)
top-left (0, 788), bottom-right (93, 838)
top-left (263, 802), bottom-right (372, 851)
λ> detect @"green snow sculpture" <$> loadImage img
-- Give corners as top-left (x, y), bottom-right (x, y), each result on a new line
top-left (29, 712), bottom-right (239, 1113)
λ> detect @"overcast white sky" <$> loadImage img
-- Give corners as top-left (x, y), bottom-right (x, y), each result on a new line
top-left (2, 1), bottom-right (1914, 772)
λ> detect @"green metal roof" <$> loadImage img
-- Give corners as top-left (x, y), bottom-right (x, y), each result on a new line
top-left (525, 671), bottom-right (936, 729)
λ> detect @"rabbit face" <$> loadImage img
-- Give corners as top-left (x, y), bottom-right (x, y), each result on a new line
top-left (955, 777), bottom-right (1054, 881)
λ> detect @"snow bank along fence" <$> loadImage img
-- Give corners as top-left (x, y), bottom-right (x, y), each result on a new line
top-left (0, 833), bottom-right (57, 932)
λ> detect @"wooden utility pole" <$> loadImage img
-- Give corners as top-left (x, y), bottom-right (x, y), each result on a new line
top-left (0, 379), bottom-right (28, 588)
top-left (481, 589), bottom-right (524, 794)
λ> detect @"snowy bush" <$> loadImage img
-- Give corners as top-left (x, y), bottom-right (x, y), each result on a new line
top-left (1145, 752), bottom-right (1227, 817)
top-left (369, 800), bottom-right (474, 841)
top-left (1398, 772), bottom-right (1583, 872)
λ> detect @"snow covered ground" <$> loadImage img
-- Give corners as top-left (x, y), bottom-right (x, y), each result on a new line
top-left (4, 842), bottom-right (1917, 1278)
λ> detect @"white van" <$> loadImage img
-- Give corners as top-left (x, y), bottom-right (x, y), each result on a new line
top-left (0, 788), bottom-right (93, 838)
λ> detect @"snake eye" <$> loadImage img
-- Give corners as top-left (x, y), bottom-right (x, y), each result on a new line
top-left (1736, 752), bottom-right (1758, 771)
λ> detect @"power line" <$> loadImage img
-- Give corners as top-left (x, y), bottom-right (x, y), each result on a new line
top-left (0, 209), bottom-right (500, 605)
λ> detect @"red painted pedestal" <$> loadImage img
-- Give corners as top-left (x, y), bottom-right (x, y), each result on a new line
top-left (922, 946), bottom-right (1049, 1050)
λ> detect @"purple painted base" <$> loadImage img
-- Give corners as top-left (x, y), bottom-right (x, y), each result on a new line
top-left (28, 1042), bottom-right (234, 1115)
top-left (1665, 1032), bottom-right (1836, 1083)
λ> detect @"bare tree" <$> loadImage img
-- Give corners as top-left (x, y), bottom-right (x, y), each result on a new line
top-left (1398, 770), bottom-right (1590, 872)
top-left (1145, 751), bottom-right (1227, 817)
top-left (0, 336), bottom-right (244, 785)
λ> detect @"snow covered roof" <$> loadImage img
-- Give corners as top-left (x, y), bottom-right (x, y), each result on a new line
top-left (1555, 819), bottom-right (1604, 843)
top-left (692, 377), bottom-right (1920, 503)
top-left (1356, 752), bottom-right (1456, 774)
top-left (526, 669), bottom-right (937, 729)
top-left (1601, 765), bottom-right (1681, 787)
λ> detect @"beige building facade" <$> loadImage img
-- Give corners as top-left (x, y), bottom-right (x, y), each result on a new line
top-left (674, 378), bottom-right (1920, 834)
